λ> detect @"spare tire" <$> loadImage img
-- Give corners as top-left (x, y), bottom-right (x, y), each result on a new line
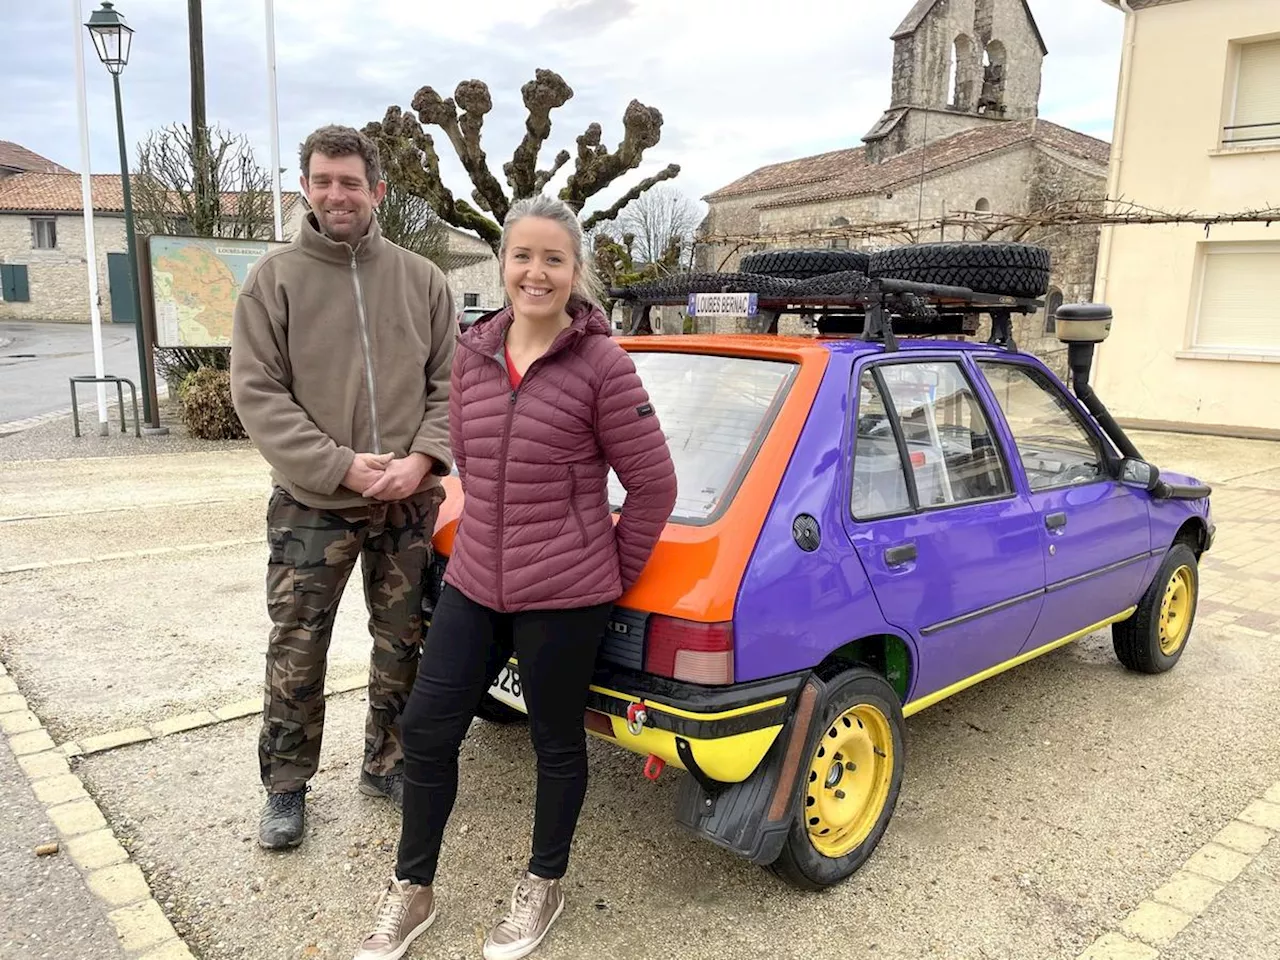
top-left (624, 272), bottom-right (799, 301)
top-left (741, 248), bottom-right (870, 280)
top-left (794, 270), bottom-right (872, 297)
top-left (868, 242), bottom-right (1051, 298)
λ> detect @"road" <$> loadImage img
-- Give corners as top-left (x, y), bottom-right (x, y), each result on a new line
top-left (0, 427), bottom-right (1276, 960)
top-left (0, 321), bottom-right (142, 425)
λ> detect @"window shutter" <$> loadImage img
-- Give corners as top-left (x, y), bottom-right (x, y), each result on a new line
top-left (1196, 246), bottom-right (1280, 350)
top-left (1232, 40), bottom-right (1280, 144)
top-left (13, 264), bottom-right (29, 302)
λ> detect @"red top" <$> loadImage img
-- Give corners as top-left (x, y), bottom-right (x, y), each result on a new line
top-left (505, 346), bottom-right (523, 389)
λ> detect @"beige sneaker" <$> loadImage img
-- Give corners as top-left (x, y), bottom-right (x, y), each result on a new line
top-left (351, 877), bottom-right (436, 960)
top-left (482, 872), bottom-right (565, 960)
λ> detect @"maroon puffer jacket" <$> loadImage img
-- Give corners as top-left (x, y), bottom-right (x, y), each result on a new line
top-left (443, 299), bottom-right (677, 612)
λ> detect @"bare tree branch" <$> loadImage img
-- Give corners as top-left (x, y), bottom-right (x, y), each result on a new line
top-left (581, 164), bottom-right (681, 232)
top-left (561, 100), bottom-right (667, 210)
top-left (534, 150), bottom-right (571, 192)
top-left (411, 81), bottom-right (510, 221)
top-left (504, 69), bottom-right (574, 198)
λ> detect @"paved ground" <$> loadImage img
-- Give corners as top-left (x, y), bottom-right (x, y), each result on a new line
top-left (0, 320), bottom-right (144, 426)
top-left (0, 420), bottom-right (1277, 960)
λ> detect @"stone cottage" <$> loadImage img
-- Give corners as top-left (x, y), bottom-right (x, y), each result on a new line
top-left (697, 0), bottom-right (1111, 369)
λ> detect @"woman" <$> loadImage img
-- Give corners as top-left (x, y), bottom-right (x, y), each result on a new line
top-left (352, 195), bottom-right (677, 960)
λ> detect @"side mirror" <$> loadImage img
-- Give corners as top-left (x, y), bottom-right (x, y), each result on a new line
top-left (1119, 458), bottom-right (1160, 491)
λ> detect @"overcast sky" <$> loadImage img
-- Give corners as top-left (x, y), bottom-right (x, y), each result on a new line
top-left (3, 0), bottom-right (1126, 219)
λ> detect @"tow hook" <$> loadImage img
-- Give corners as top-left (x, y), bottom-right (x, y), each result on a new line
top-left (625, 702), bottom-right (648, 736)
top-left (643, 754), bottom-right (665, 780)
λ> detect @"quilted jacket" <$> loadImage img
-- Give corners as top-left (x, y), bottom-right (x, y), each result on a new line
top-left (443, 298), bottom-right (677, 612)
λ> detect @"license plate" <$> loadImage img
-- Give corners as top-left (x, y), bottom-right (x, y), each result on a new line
top-left (489, 662), bottom-right (526, 712)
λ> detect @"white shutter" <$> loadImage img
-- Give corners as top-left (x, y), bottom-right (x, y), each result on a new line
top-left (1231, 40), bottom-right (1280, 145)
top-left (1195, 245), bottom-right (1280, 351)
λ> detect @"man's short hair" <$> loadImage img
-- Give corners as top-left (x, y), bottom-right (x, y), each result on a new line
top-left (299, 125), bottom-right (382, 188)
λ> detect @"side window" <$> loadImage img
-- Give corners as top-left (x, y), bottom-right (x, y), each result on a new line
top-left (879, 361), bottom-right (1012, 507)
top-left (851, 370), bottom-right (913, 519)
top-left (977, 361), bottom-right (1105, 491)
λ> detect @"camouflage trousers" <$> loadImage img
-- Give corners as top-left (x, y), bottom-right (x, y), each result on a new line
top-left (259, 485), bottom-right (443, 793)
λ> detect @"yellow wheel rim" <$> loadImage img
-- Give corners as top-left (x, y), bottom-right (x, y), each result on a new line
top-left (804, 703), bottom-right (894, 858)
top-left (1159, 564), bottom-right (1195, 655)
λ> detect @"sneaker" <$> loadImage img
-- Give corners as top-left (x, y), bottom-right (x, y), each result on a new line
top-left (351, 877), bottom-right (436, 960)
top-left (258, 788), bottom-right (305, 849)
top-left (482, 872), bottom-right (565, 960)
top-left (359, 770), bottom-right (404, 808)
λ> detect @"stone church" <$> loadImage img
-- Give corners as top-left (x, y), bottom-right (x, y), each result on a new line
top-left (696, 0), bottom-right (1110, 369)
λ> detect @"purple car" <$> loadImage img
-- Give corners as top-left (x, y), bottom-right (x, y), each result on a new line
top-left (440, 280), bottom-right (1214, 891)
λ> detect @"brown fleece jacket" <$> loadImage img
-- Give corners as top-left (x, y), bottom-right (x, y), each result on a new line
top-left (230, 212), bottom-right (455, 510)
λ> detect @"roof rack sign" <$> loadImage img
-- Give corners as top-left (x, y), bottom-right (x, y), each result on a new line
top-left (687, 292), bottom-right (759, 318)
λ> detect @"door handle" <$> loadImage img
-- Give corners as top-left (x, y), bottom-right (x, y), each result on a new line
top-left (1045, 511), bottom-right (1068, 531)
top-left (885, 543), bottom-right (917, 567)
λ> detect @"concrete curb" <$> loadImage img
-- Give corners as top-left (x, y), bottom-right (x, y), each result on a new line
top-left (56, 670), bottom-right (371, 759)
top-left (1, 657), bottom-right (195, 959)
top-left (1074, 784), bottom-right (1279, 959)
top-left (0, 384), bottom-right (172, 438)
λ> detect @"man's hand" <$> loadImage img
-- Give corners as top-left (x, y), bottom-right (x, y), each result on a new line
top-left (363, 453), bottom-right (431, 501)
top-left (342, 452), bottom-right (394, 495)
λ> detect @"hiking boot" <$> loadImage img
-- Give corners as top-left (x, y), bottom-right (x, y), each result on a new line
top-left (482, 872), bottom-right (565, 960)
top-left (351, 877), bottom-right (436, 960)
top-left (258, 788), bottom-right (305, 849)
top-left (359, 770), bottom-right (404, 808)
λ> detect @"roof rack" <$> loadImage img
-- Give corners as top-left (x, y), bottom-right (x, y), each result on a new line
top-left (610, 274), bottom-right (1043, 353)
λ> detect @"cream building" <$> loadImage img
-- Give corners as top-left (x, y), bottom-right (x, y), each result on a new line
top-left (1094, 0), bottom-right (1280, 438)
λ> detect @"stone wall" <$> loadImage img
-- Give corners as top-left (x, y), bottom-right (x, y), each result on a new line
top-left (441, 227), bottom-right (503, 311)
top-left (0, 213), bottom-right (128, 323)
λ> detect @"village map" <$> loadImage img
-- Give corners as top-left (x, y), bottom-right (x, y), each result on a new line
top-left (149, 236), bottom-right (283, 348)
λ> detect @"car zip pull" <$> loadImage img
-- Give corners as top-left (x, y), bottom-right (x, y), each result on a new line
top-left (625, 701), bottom-right (648, 736)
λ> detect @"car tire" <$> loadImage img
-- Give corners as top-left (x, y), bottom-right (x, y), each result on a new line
top-left (1112, 542), bottom-right (1200, 674)
top-left (475, 694), bottom-right (526, 724)
top-left (741, 249), bottom-right (871, 280)
top-left (623, 272), bottom-right (800, 302)
top-left (767, 668), bottom-right (905, 891)
top-left (867, 242), bottom-right (1051, 298)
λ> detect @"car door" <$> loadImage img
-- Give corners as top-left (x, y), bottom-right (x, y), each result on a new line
top-left (844, 357), bottom-right (1045, 702)
top-left (973, 359), bottom-right (1152, 653)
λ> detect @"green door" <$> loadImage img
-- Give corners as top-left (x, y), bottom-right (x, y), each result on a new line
top-left (107, 252), bottom-right (136, 324)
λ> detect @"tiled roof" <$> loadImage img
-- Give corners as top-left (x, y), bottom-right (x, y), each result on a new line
top-left (1099, 0), bottom-right (1191, 9)
top-left (707, 119), bottom-right (1109, 210)
top-left (893, 0), bottom-right (1047, 54)
top-left (0, 172), bottom-right (302, 218)
top-left (0, 141), bottom-right (73, 175)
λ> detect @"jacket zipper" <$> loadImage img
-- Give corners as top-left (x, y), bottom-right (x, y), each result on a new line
top-left (567, 464), bottom-right (588, 545)
top-left (495, 386), bottom-right (518, 607)
top-left (350, 252), bottom-right (381, 454)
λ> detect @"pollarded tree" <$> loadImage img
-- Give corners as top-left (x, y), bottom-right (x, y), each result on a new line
top-left (363, 68), bottom-right (680, 254)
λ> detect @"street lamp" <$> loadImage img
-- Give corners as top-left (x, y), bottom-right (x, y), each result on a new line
top-left (86, 1), bottom-right (163, 432)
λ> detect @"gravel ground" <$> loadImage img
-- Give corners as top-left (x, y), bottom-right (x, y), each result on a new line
top-left (76, 618), bottom-right (1280, 960)
top-left (0, 740), bottom-right (126, 959)
top-left (0, 398), bottom-right (253, 463)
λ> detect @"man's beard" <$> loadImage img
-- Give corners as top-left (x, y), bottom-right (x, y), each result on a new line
top-left (318, 207), bottom-right (369, 242)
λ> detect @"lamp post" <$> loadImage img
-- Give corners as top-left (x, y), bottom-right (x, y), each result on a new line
top-left (86, 1), bottom-right (161, 430)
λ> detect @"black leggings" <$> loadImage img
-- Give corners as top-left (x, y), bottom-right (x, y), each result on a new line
top-left (396, 583), bottom-right (611, 885)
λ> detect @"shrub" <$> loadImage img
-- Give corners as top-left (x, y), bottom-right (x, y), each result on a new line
top-left (178, 367), bottom-right (246, 440)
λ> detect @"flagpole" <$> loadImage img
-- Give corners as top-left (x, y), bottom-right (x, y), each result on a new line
top-left (72, 0), bottom-right (109, 435)
top-left (265, 0), bottom-right (283, 240)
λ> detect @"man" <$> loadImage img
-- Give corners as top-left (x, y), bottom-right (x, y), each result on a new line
top-left (231, 124), bottom-right (455, 849)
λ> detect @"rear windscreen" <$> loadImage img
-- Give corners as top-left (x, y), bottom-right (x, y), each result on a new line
top-left (607, 352), bottom-right (796, 524)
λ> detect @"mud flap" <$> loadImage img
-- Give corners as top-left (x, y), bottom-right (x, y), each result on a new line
top-left (673, 674), bottom-right (824, 865)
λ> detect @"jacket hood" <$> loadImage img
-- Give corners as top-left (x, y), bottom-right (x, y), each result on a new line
top-left (460, 296), bottom-right (612, 359)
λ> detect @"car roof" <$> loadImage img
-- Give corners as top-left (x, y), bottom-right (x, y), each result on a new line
top-left (619, 333), bottom-right (1019, 362)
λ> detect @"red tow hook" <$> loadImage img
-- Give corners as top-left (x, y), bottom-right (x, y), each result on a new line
top-left (625, 701), bottom-right (648, 736)
top-left (643, 754), bottom-right (665, 781)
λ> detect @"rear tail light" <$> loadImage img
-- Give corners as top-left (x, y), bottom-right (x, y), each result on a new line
top-left (643, 616), bottom-right (734, 684)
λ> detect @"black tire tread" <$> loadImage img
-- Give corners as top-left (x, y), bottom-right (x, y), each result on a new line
top-left (766, 669), bottom-right (904, 891)
top-left (475, 694), bottom-right (526, 724)
top-left (868, 242), bottom-right (1051, 298)
top-left (624, 272), bottom-right (799, 300)
top-left (741, 248), bottom-right (871, 280)
top-left (1112, 543), bottom-right (1199, 674)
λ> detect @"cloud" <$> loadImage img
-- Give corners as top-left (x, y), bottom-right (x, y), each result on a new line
top-left (2, 0), bottom-right (1125, 228)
